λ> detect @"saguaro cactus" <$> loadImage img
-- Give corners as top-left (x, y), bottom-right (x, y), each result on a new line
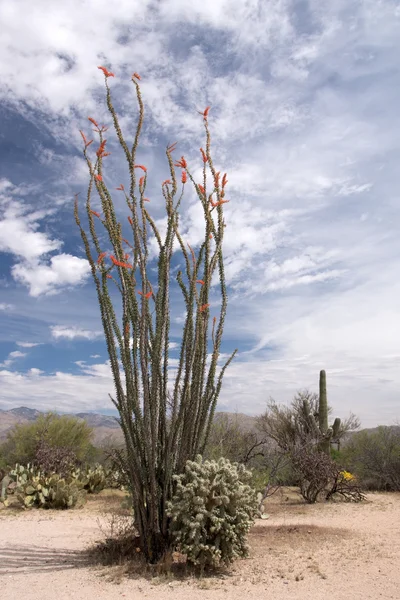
top-left (318, 370), bottom-right (341, 454)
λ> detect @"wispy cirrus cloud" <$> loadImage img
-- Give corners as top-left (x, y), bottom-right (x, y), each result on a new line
top-left (0, 303), bottom-right (13, 311)
top-left (0, 350), bottom-right (27, 368)
top-left (50, 326), bottom-right (103, 341)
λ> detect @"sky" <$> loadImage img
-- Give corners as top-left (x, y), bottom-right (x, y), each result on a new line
top-left (0, 0), bottom-right (399, 427)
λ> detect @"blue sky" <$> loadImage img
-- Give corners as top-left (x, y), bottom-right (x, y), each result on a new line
top-left (0, 0), bottom-right (399, 427)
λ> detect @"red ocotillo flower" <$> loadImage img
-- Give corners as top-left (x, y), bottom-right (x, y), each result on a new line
top-left (138, 286), bottom-right (152, 299)
top-left (124, 253), bottom-right (130, 260)
top-left (214, 171), bottom-right (220, 187)
top-left (200, 147), bottom-right (208, 163)
top-left (128, 216), bottom-right (133, 226)
top-left (222, 173), bottom-right (228, 188)
top-left (199, 303), bottom-right (210, 312)
top-left (174, 156), bottom-right (187, 169)
top-left (196, 279), bottom-right (205, 285)
top-left (210, 198), bottom-right (230, 208)
top-left (106, 274), bottom-right (113, 279)
top-left (88, 117), bottom-right (99, 128)
top-left (198, 106), bottom-right (211, 118)
top-left (96, 140), bottom-right (107, 158)
top-left (181, 171), bottom-right (187, 184)
top-left (135, 164), bottom-right (147, 172)
top-left (110, 255), bottom-right (133, 269)
top-left (139, 176), bottom-right (145, 188)
top-left (97, 252), bottom-right (107, 264)
top-left (162, 179), bottom-right (171, 186)
top-left (143, 198), bottom-right (151, 202)
top-left (94, 174), bottom-right (103, 182)
top-left (91, 210), bottom-right (101, 218)
top-left (79, 130), bottom-right (93, 148)
top-left (132, 72), bottom-right (141, 80)
top-left (98, 66), bottom-right (114, 78)
top-left (167, 141), bottom-right (177, 153)
top-left (116, 184), bottom-right (125, 191)
top-left (209, 234), bottom-right (213, 239)
top-left (197, 184), bottom-right (205, 195)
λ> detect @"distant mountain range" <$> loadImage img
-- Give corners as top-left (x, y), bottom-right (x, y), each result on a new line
top-left (0, 406), bottom-right (257, 447)
top-left (0, 406), bottom-right (396, 448)
top-left (0, 406), bottom-right (123, 446)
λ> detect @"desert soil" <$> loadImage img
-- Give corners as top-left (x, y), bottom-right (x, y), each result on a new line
top-left (0, 489), bottom-right (399, 600)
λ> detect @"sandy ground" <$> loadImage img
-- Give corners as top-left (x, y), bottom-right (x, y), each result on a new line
top-left (0, 489), bottom-right (399, 600)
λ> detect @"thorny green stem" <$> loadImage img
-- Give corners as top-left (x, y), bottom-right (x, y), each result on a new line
top-left (75, 76), bottom-right (237, 563)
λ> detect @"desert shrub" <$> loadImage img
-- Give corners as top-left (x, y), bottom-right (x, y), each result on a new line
top-left (204, 414), bottom-right (266, 465)
top-left (292, 447), bottom-right (364, 503)
top-left (325, 470), bottom-right (365, 502)
top-left (342, 426), bottom-right (400, 491)
top-left (257, 390), bottom-right (359, 454)
top-left (292, 447), bottom-right (335, 503)
top-left (34, 439), bottom-right (78, 477)
top-left (1, 412), bottom-right (93, 467)
top-left (167, 456), bottom-right (258, 568)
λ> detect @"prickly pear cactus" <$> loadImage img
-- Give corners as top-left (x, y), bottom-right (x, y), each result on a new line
top-left (7, 464), bottom-right (87, 510)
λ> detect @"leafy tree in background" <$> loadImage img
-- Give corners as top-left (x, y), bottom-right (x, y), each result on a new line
top-left (342, 426), bottom-right (400, 491)
top-left (0, 412), bottom-right (94, 467)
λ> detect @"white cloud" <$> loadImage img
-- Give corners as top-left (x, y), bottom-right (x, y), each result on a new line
top-left (0, 185), bottom-right (91, 296)
top-left (0, 364), bottom-right (116, 413)
top-left (0, 199), bottom-right (61, 261)
top-left (51, 325), bottom-right (103, 340)
top-left (0, 350), bottom-right (27, 368)
top-left (90, 354), bottom-right (101, 358)
top-left (12, 253), bottom-right (90, 297)
top-left (16, 342), bottom-right (42, 348)
top-left (0, 303), bottom-right (13, 311)
top-left (8, 351), bottom-right (26, 359)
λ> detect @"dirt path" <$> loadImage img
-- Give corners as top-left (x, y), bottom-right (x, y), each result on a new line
top-left (1, 491), bottom-right (399, 599)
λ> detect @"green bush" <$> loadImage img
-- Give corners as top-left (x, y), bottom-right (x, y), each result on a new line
top-left (0, 412), bottom-right (94, 467)
top-left (342, 426), bottom-right (400, 491)
top-left (167, 456), bottom-right (257, 568)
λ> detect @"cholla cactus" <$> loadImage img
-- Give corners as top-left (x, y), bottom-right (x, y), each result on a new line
top-left (167, 456), bottom-right (258, 568)
top-left (74, 68), bottom-right (236, 563)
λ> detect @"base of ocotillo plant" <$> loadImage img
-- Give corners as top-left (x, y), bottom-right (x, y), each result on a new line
top-left (141, 531), bottom-right (171, 564)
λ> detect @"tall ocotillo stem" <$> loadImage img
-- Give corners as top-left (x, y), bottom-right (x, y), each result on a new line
top-left (74, 68), bottom-right (237, 563)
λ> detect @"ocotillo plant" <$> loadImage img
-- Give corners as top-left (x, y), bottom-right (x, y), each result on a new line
top-left (318, 369), bottom-right (341, 454)
top-left (74, 67), bottom-right (237, 563)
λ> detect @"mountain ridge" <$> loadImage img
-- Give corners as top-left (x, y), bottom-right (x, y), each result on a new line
top-left (0, 406), bottom-right (396, 446)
